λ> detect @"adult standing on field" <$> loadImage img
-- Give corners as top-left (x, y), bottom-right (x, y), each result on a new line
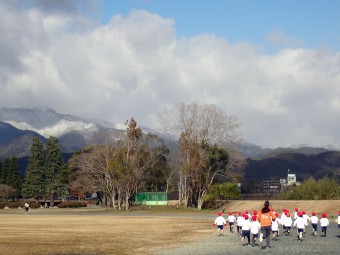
top-left (257, 200), bottom-right (276, 249)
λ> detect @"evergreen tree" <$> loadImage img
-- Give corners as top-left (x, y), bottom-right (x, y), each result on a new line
top-left (45, 136), bottom-right (64, 198)
top-left (2, 158), bottom-right (11, 185)
top-left (0, 159), bottom-right (3, 183)
top-left (22, 137), bottom-right (45, 199)
top-left (5, 157), bottom-right (22, 198)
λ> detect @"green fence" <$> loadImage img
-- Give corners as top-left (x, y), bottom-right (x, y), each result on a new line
top-left (134, 192), bottom-right (168, 206)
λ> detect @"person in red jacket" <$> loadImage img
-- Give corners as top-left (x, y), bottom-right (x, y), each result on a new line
top-left (257, 201), bottom-right (276, 249)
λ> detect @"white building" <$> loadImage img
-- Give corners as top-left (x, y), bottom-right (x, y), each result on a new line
top-left (281, 170), bottom-right (300, 188)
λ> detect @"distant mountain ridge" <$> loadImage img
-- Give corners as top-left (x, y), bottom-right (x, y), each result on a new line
top-left (0, 107), bottom-right (127, 156)
top-left (240, 143), bottom-right (330, 159)
top-left (0, 107), bottom-right (336, 160)
top-left (243, 151), bottom-right (340, 185)
top-left (1, 107), bottom-right (340, 184)
top-left (0, 121), bottom-right (46, 158)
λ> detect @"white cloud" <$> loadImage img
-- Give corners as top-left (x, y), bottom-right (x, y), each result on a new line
top-left (266, 28), bottom-right (304, 49)
top-left (1, 1), bottom-right (340, 148)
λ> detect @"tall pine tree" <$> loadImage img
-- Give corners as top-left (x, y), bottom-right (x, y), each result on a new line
top-left (45, 136), bottom-right (64, 198)
top-left (0, 159), bottom-right (3, 183)
top-left (5, 157), bottom-right (22, 199)
top-left (2, 158), bottom-right (10, 184)
top-left (22, 137), bottom-right (45, 199)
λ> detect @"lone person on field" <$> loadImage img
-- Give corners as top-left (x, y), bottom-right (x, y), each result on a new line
top-left (24, 202), bottom-right (30, 214)
top-left (257, 201), bottom-right (276, 249)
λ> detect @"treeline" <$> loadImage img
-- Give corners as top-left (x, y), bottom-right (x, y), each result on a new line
top-left (282, 177), bottom-right (340, 200)
top-left (0, 136), bottom-right (68, 201)
top-left (0, 103), bottom-right (243, 210)
top-left (0, 156), bottom-right (22, 199)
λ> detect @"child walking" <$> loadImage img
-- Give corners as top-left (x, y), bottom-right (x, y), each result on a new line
top-left (271, 214), bottom-right (281, 240)
top-left (293, 211), bottom-right (307, 242)
top-left (250, 215), bottom-right (261, 247)
top-left (240, 214), bottom-right (251, 246)
top-left (227, 212), bottom-right (236, 233)
top-left (320, 213), bottom-right (329, 237)
top-left (236, 212), bottom-right (244, 235)
top-left (310, 211), bottom-right (319, 236)
top-left (284, 213), bottom-right (293, 235)
top-left (336, 211), bottom-right (340, 235)
top-left (214, 211), bottom-right (226, 236)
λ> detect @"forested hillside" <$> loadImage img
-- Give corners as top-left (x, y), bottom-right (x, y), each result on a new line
top-left (243, 151), bottom-right (340, 183)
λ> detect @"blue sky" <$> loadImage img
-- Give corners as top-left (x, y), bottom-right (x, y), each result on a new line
top-left (1, 0), bottom-right (340, 148)
top-left (100, 0), bottom-right (340, 52)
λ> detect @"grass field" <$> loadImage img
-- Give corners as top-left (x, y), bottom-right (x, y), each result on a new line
top-left (0, 208), bottom-right (212, 255)
top-left (1, 200), bottom-right (340, 255)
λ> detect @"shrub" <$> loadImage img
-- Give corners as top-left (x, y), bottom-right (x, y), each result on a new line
top-left (19, 200), bottom-right (38, 208)
top-left (57, 201), bottom-right (87, 208)
top-left (7, 201), bottom-right (20, 209)
top-left (0, 202), bottom-right (8, 209)
top-left (30, 202), bottom-right (41, 209)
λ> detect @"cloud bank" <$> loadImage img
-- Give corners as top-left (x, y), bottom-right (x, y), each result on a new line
top-left (1, 1), bottom-right (340, 148)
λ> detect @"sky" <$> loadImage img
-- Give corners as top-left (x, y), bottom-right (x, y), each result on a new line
top-left (1, 0), bottom-right (340, 149)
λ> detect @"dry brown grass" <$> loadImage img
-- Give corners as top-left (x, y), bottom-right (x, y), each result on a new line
top-left (0, 209), bottom-right (212, 255)
top-left (2, 200), bottom-right (339, 255)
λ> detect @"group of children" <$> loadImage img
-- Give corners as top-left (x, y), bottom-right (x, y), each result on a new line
top-left (213, 208), bottom-right (340, 247)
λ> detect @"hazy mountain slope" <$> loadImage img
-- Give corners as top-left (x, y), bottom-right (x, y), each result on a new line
top-left (243, 151), bottom-right (340, 183)
top-left (239, 143), bottom-right (329, 159)
top-left (0, 121), bottom-right (46, 158)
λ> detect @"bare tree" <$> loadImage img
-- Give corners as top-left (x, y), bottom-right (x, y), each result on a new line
top-left (158, 102), bottom-right (242, 209)
top-left (68, 143), bottom-right (117, 208)
top-left (0, 184), bottom-right (16, 201)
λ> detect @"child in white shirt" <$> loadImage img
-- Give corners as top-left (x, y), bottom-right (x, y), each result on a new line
top-left (284, 213), bottom-right (293, 235)
top-left (293, 208), bottom-right (299, 220)
top-left (336, 210), bottom-right (340, 233)
top-left (240, 214), bottom-right (251, 245)
top-left (309, 211), bottom-right (319, 236)
top-left (293, 212), bottom-right (307, 242)
top-left (271, 213), bottom-right (281, 240)
top-left (302, 210), bottom-right (310, 233)
top-left (250, 215), bottom-right (261, 247)
top-left (320, 213), bottom-right (329, 237)
top-left (227, 212), bottom-right (236, 233)
top-left (236, 212), bottom-right (244, 235)
top-left (214, 211), bottom-right (226, 236)
top-left (281, 209), bottom-right (287, 233)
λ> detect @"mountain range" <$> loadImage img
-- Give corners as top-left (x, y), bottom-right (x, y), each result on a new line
top-left (0, 107), bottom-right (332, 159)
top-left (0, 107), bottom-right (126, 158)
top-left (1, 107), bottom-right (340, 183)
